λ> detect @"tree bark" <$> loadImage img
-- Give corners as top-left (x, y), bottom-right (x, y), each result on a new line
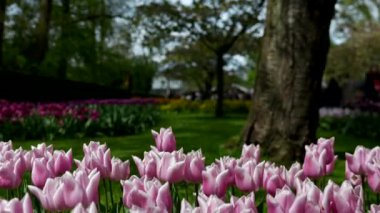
top-left (242, 0), bottom-right (336, 165)
top-left (33, 0), bottom-right (53, 64)
top-left (215, 52), bottom-right (225, 117)
top-left (57, 0), bottom-right (70, 79)
top-left (0, 0), bottom-right (6, 69)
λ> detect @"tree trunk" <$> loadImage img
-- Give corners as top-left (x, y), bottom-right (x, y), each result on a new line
top-left (215, 52), bottom-right (225, 117)
top-left (57, 0), bottom-right (70, 79)
top-left (33, 0), bottom-right (53, 64)
top-left (202, 70), bottom-right (214, 100)
top-left (242, 0), bottom-right (336, 165)
top-left (0, 0), bottom-right (6, 69)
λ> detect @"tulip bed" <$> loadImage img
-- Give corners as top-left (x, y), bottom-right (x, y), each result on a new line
top-left (0, 99), bottom-right (160, 140)
top-left (1, 126), bottom-right (380, 213)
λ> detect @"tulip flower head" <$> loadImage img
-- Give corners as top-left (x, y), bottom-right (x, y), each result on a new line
top-left (0, 194), bottom-right (33, 213)
top-left (151, 127), bottom-right (177, 152)
top-left (365, 147), bottom-right (380, 192)
top-left (0, 148), bottom-right (26, 189)
top-left (28, 169), bottom-right (100, 211)
top-left (121, 176), bottom-right (172, 212)
top-left (345, 146), bottom-right (370, 176)
top-left (184, 149), bottom-right (205, 183)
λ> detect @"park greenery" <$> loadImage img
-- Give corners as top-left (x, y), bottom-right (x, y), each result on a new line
top-left (1, 0), bottom-right (380, 212)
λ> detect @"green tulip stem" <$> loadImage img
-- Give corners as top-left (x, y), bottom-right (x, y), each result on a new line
top-left (361, 175), bottom-right (366, 212)
top-left (103, 179), bottom-right (109, 212)
top-left (185, 182), bottom-right (189, 200)
top-left (108, 180), bottom-right (114, 207)
top-left (194, 184), bottom-right (199, 206)
top-left (377, 193), bottom-right (379, 204)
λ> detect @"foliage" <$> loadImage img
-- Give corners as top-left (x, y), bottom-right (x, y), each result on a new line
top-left (0, 99), bottom-right (160, 140)
top-left (160, 99), bottom-right (251, 114)
top-left (325, 24), bottom-right (380, 82)
top-left (320, 112), bottom-right (380, 140)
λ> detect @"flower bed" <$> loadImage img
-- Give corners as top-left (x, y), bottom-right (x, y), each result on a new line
top-left (0, 98), bottom-right (160, 140)
top-left (0, 128), bottom-right (379, 212)
top-left (160, 99), bottom-right (251, 114)
top-left (319, 107), bottom-right (380, 140)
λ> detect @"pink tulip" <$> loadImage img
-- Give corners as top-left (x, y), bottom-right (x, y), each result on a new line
top-left (371, 204), bottom-right (380, 213)
top-left (133, 151), bottom-right (158, 179)
top-left (0, 194), bottom-right (33, 213)
top-left (232, 192), bottom-right (258, 213)
top-left (154, 151), bottom-right (186, 183)
top-left (28, 169), bottom-right (100, 211)
top-left (53, 149), bottom-right (73, 175)
top-left (0, 148), bottom-right (26, 189)
top-left (345, 161), bottom-right (362, 186)
top-left (295, 179), bottom-right (324, 211)
top-left (366, 147), bottom-right (380, 192)
top-left (317, 137), bottom-right (335, 164)
top-left (234, 161), bottom-right (264, 192)
top-left (110, 157), bottom-right (130, 181)
top-left (31, 149), bottom-right (73, 187)
top-left (184, 150), bottom-right (205, 183)
top-left (345, 146), bottom-right (370, 175)
top-left (267, 186), bottom-right (307, 213)
top-left (121, 176), bottom-right (172, 212)
top-left (262, 163), bottom-right (286, 195)
top-left (197, 193), bottom-right (234, 213)
top-left (0, 140), bottom-right (12, 153)
top-left (202, 158), bottom-right (236, 198)
top-left (151, 127), bottom-right (176, 152)
top-left (285, 162), bottom-right (305, 189)
top-left (303, 144), bottom-right (337, 179)
top-left (239, 144), bottom-right (260, 165)
top-left (24, 143), bottom-right (54, 170)
top-left (322, 180), bottom-right (363, 213)
top-left (75, 142), bottom-right (112, 178)
top-left (71, 202), bottom-right (97, 213)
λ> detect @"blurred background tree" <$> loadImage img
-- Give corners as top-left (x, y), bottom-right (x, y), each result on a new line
top-left (135, 0), bottom-right (265, 117)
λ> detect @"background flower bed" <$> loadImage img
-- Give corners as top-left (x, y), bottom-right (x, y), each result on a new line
top-left (0, 98), bottom-right (160, 140)
top-left (160, 99), bottom-right (251, 114)
top-left (319, 107), bottom-right (380, 140)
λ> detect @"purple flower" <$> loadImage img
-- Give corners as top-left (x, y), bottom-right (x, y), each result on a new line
top-left (345, 146), bottom-right (370, 175)
top-left (110, 157), bottom-right (130, 181)
top-left (28, 169), bottom-right (100, 211)
top-left (71, 202), bottom-right (97, 213)
top-left (239, 144), bottom-right (260, 165)
top-left (0, 194), bottom-right (33, 213)
top-left (303, 141), bottom-right (337, 179)
top-left (121, 176), bottom-right (172, 212)
top-left (234, 161), bottom-right (264, 192)
top-left (366, 147), bottom-right (380, 192)
top-left (154, 150), bottom-right (186, 183)
top-left (0, 148), bottom-right (26, 189)
top-left (75, 141), bottom-right (112, 179)
top-left (322, 180), bottom-right (363, 213)
top-left (184, 150), bottom-right (205, 183)
top-left (151, 127), bottom-right (176, 152)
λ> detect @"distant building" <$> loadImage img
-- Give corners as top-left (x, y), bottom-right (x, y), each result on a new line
top-left (151, 75), bottom-right (183, 97)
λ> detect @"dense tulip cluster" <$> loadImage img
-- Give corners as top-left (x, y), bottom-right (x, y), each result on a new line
top-left (1, 127), bottom-right (380, 212)
top-left (0, 98), bottom-right (160, 140)
top-left (28, 170), bottom-right (101, 211)
top-left (346, 146), bottom-right (380, 192)
top-left (0, 194), bottom-right (32, 213)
